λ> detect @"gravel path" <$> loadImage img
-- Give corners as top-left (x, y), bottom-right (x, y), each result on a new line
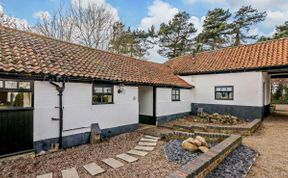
top-left (243, 113), bottom-right (288, 178)
top-left (0, 132), bottom-right (179, 178)
top-left (206, 145), bottom-right (257, 178)
top-left (164, 140), bottom-right (217, 165)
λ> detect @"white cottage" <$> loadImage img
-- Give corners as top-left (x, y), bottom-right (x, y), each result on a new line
top-left (0, 26), bottom-right (287, 157)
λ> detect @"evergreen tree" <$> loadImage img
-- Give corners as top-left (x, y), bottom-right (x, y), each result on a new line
top-left (230, 6), bottom-right (266, 46)
top-left (197, 8), bottom-right (231, 51)
top-left (274, 21), bottom-right (288, 39)
top-left (158, 11), bottom-right (197, 59)
top-left (109, 22), bottom-right (153, 59)
top-left (109, 21), bottom-right (127, 54)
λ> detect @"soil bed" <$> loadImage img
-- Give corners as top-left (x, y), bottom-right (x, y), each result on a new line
top-left (206, 144), bottom-right (257, 178)
top-left (164, 139), bottom-right (217, 165)
top-left (161, 116), bottom-right (248, 129)
top-left (0, 132), bottom-right (179, 178)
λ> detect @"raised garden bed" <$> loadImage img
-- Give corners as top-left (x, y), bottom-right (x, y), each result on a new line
top-left (162, 131), bottom-right (243, 178)
top-left (161, 116), bottom-right (262, 136)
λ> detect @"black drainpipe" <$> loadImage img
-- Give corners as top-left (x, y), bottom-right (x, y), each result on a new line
top-left (49, 78), bottom-right (65, 149)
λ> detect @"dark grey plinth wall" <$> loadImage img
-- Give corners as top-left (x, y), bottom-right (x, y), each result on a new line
top-left (34, 123), bottom-right (138, 153)
top-left (191, 103), bottom-right (270, 121)
top-left (156, 112), bottom-right (191, 126)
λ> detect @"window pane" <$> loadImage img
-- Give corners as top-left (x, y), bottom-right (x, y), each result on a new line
top-left (229, 92), bottom-right (233, 99)
top-left (0, 92), bottom-right (32, 108)
top-left (216, 87), bottom-right (221, 91)
top-left (5, 81), bottom-right (17, 89)
top-left (227, 87), bottom-right (232, 91)
top-left (172, 95), bottom-right (176, 101)
top-left (0, 81), bottom-right (3, 88)
top-left (176, 90), bottom-right (180, 95)
top-left (221, 87), bottom-right (227, 91)
top-left (103, 87), bottom-right (112, 94)
top-left (93, 95), bottom-right (102, 104)
top-left (94, 87), bottom-right (103, 93)
top-left (216, 92), bottom-right (222, 99)
top-left (172, 89), bottom-right (176, 94)
top-left (19, 82), bottom-right (31, 89)
top-left (103, 95), bottom-right (113, 103)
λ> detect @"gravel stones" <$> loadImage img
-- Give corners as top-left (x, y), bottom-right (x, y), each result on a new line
top-left (206, 144), bottom-right (257, 178)
top-left (164, 140), bottom-right (216, 165)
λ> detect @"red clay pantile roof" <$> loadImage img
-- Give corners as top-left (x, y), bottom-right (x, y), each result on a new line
top-left (166, 38), bottom-right (288, 75)
top-left (0, 26), bottom-right (191, 88)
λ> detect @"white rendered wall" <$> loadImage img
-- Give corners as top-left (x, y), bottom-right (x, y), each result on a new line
top-left (34, 81), bottom-right (138, 141)
top-left (180, 71), bottom-right (264, 107)
top-left (156, 88), bottom-right (192, 117)
top-left (138, 86), bottom-right (153, 116)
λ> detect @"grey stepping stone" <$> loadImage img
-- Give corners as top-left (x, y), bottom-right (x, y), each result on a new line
top-left (138, 142), bottom-right (157, 146)
top-left (140, 138), bottom-right (158, 142)
top-left (116, 153), bottom-right (138, 163)
top-left (61, 168), bottom-right (79, 178)
top-left (144, 135), bottom-right (160, 140)
top-left (83, 163), bottom-right (105, 176)
top-left (102, 158), bottom-right (124, 169)
top-left (127, 149), bottom-right (148, 156)
top-left (135, 145), bottom-right (155, 151)
top-left (36, 173), bottom-right (53, 178)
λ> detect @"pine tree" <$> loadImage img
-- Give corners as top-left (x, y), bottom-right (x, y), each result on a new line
top-left (230, 6), bottom-right (266, 46)
top-left (197, 8), bottom-right (231, 51)
top-left (158, 11), bottom-right (197, 59)
top-left (274, 21), bottom-right (288, 39)
top-left (109, 22), bottom-right (153, 59)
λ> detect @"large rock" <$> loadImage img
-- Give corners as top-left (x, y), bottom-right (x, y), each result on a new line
top-left (212, 113), bottom-right (222, 120)
top-left (198, 146), bottom-right (209, 153)
top-left (186, 137), bottom-right (195, 144)
top-left (181, 140), bottom-right (198, 152)
top-left (195, 136), bottom-right (208, 147)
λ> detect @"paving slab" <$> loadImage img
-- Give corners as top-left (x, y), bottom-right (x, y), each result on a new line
top-left (83, 163), bottom-right (105, 176)
top-left (140, 138), bottom-right (158, 142)
top-left (116, 153), bottom-right (138, 163)
top-left (144, 135), bottom-right (160, 140)
top-left (102, 158), bottom-right (124, 169)
top-left (61, 168), bottom-right (79, 178)
top-left (135, 145), bottom-right (155, 151)
top-left (36, 173), bottom-right (53, 178)
top-left (138, 142), bottom-right (157, 146)
top-left (127, 149), bottom-right (149, 156)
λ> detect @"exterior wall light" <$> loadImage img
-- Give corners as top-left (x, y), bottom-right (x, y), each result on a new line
top-left (117, 84), bottom-right (125, 94)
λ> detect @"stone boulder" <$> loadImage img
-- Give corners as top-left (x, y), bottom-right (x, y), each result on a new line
top-left (195, 136), bottom-right (208, 147)
top-left (198, 146), bottom-right (209, 153)
top-left (181, 140), bottom-right (198, 152)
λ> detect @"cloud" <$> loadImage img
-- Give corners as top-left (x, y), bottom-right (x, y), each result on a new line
top-left (140, 0), bottom-right (179, 30)
top-left (264, 10), bottom-right (288, 28)
top-left (71, 0), bottom-right (119, 20)
top-left (184, 0), bottom-right (226, 5)
top-left (33, 11), bottom-right (50, 20)
top-left (0, 4), bottom-right (3, 16)
top-left (0, 4), bottom-right (29, 30)
top-left (229, 0), bottom-right (288, 11)
top-left (190, 16), bottom-right (205, 35)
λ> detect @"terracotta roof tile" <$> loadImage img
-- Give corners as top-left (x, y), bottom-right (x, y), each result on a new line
top-left (166, 38), bottom-right (288, 75)
top-left (0, 26), bottom-right (191, 88)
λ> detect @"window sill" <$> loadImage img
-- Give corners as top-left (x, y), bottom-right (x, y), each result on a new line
top-left (92, 102), bottom-right (115, 105)
top-left (0, 107), bottom-right (34, 111)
